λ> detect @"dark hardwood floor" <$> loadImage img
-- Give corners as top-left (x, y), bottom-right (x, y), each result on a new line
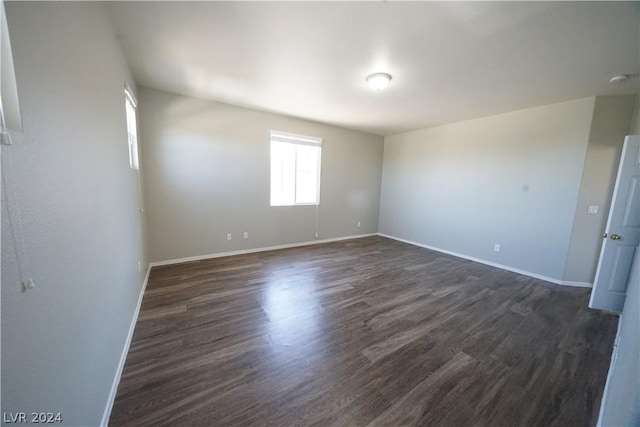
top-left (110, 236), bottom-right (618, 427)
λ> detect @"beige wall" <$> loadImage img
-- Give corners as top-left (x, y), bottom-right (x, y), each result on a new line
top-left (379, 97), bottom-right (596, 282)
top-left (563, 95), bottom-right (635, 283)
top-left (1, 3), bottom-right (147, 425)
top-left (139, 88), bottom-right (384, 263)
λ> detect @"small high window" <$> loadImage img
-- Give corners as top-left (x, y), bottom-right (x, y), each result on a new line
top-left (270, 131), bottom-right (322, 206)
top-left (124, 86), bottom-right (139, 170)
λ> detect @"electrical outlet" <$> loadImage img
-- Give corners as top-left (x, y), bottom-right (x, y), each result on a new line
top-left (357, 221), bottom-right (361, 228)
top-left (227, 233), bottom-right (232, 241)
top-left (314, 232), bottom-right (319, 238)
top-left (494, 244), bottom-right (501, 252)
top-left (243, 232), bottom-right (248, 239)
top-left (138, 260), bottom-right (142, 272)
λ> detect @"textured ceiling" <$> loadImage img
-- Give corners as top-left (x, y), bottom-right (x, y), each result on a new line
top-left (107, 2), bottom-right (640, 136)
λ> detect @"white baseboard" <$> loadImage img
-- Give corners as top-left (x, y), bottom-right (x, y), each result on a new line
top-left (101, 264), bottom-right (152, 427)
top-left (149, 233), bottom-right (378, 267)
top-left (558, 280), bottom-right (593, 288)
top-left (377, 233), bottom-right (593, 288)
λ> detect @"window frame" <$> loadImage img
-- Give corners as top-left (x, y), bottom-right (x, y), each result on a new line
top-left (270, 130), bottom-right (323, 207)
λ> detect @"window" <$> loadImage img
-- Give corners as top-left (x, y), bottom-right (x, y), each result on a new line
top-left (124, 85), bottom-right (139, 170)
top-left (270, 131), bottom-right (322, 206)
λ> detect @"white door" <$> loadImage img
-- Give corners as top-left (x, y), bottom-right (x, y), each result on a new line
top-left (589, 136), bottom-right (640, 312)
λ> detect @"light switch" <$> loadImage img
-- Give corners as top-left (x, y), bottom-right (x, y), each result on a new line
top-left (587, 205), bottom-right (599, 215)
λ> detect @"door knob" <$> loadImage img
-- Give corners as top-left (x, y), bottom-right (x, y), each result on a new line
top-left (610, 234), bottom-right (622, 240)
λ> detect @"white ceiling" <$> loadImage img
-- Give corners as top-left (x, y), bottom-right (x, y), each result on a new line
top-left (107, 2), bottom-right (640, 136)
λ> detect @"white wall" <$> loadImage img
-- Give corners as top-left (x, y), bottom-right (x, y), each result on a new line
top-left (139, 88), bottom-right (383, 263)
top-left (1, 3), bottom-right (147, 426)
top-left (379, 97), bottom-right (596, 282)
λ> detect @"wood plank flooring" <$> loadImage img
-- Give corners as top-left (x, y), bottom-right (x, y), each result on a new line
top-left (110, 236), bottom-right (618, 427)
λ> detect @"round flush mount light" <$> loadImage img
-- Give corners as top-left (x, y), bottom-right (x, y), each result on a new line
top-left (609, 74), bottom-right (629, 84)
top-left (367, 72), bottom-right (392, 91)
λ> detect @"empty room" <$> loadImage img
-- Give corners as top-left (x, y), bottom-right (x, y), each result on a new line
top-left (1, 1), bottom-right (639, 426)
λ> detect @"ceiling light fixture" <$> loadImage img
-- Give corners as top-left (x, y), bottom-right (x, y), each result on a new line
top-left (367, 72), bottom-right (392, 91)
top-left (609, 74), bottom-right (629, 84)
